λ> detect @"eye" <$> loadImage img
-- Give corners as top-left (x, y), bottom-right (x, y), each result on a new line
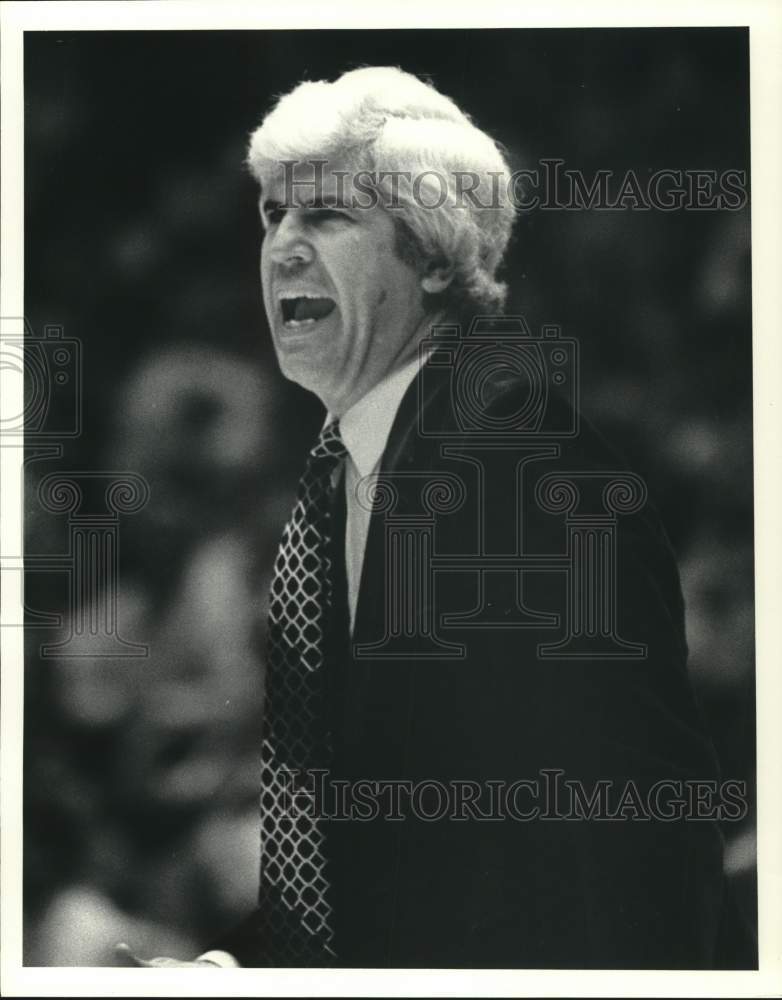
top-left (311, 207), bottom-right (350, 223)
top-left (265, 205), bottom-right (286, 226)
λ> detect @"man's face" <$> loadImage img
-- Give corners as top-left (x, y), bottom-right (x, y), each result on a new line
top-left (259, 159), bottom-right (432, 416)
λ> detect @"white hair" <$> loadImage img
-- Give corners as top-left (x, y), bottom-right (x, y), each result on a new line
top-left (247, 66), bottom-right (516, 312)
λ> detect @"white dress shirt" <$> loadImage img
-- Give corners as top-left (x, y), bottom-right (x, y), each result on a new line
top-left (331, 351), bottom-right (429, 635)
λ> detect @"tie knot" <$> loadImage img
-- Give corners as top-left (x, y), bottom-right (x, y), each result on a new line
top-left (310, 420), bottom-right (347, 466)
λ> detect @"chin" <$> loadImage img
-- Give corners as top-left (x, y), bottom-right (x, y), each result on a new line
top-left (278, 360), bottom-right (331, 399)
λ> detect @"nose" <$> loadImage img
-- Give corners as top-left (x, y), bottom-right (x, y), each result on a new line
top-left (267, 211), bottom-right (314, 268)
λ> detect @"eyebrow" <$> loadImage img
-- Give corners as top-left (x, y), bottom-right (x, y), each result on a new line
top-left (261, 196), bottom-right (346, 214)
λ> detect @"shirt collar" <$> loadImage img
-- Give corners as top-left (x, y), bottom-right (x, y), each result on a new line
top-left (327, 351), bottom-right (429, 478)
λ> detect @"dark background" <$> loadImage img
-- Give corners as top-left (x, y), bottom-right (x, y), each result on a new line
top-left (23, 28), bottom-right (755, 964)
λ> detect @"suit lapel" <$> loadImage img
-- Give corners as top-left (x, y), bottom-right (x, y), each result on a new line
top-left (351, 350), bottom-right (452, 645)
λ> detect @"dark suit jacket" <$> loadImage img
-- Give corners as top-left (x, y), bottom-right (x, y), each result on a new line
top-left (213, 332), bottom-right (755, 970)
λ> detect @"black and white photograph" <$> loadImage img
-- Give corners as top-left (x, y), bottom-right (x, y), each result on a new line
top-left (1, 1), bottom-right (780, 996)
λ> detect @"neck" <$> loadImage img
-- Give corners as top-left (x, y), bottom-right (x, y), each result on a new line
top-left (325, 308), bottom-right (453, 418)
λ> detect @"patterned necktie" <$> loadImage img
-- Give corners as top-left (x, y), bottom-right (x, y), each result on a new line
top-left (258, 420), bottom-right (347, 965)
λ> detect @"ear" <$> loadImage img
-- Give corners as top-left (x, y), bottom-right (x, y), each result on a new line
top-left (421, 257), bottom-right (455, 295)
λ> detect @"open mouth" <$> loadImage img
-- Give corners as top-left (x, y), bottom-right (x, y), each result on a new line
top-left (280, 294), bottom-right (336, 329)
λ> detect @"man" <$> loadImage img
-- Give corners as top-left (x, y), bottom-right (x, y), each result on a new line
top-left (123, 66), bottom-right (751, 970)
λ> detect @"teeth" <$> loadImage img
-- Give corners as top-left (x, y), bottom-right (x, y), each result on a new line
top-left (280, 292), bottom-right (336, 327)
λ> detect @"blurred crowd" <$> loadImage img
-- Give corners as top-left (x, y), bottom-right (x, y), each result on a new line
top-left (23, 345), bottom-right (295, 963)
top-left (22, 29), bottom-right (755, 964)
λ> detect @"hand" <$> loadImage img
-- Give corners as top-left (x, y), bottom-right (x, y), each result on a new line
top-left (115, 943), bottom-right (219, 968)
